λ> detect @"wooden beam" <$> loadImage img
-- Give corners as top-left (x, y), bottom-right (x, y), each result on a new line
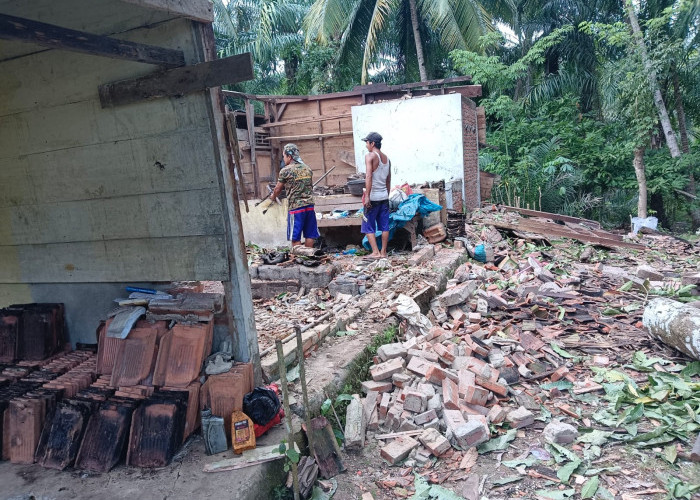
top-left (0, 14), bottom-right (185, 67)
top-left (99, 52), bottom-right (254, 108)
top-left (120, 0), bottom-right (214, 23)
top-left (222, 79), bottom-right (480, 104)
top-left (268, 131), bottom-right (354, 142)
top-left (497, 205), bottom-right (601, 229)
top-left (260, 112), bottom-right (352, 129)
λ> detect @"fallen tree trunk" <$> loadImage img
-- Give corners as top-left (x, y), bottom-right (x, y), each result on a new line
top-left (642, 298), bottom-right (700, 360)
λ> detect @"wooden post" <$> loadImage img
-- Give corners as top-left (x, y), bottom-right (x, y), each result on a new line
top-left (317, 101), bottom-right (327, 176)
top-left (276, 340), bottom-right (300, 500)
top-left (295, 326), bottom-right (314, 455)
top-left (198, 23), bottom-right (261, 385)
top-left (225, 112), bottom-right (249, 212)
top-left (245, 99), bottom-right (260, 198)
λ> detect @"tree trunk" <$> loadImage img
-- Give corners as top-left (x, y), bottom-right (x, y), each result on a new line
top-left (672, 66), bottom-right (690, 154)
top-left (633, 146), bottom-right (648, 218)
top-left (624, 0), bottom-right (682, 158)
top-left (407, 0), bottom-right (428, 82)
top-left (672, 64), bottom-right (700, 229)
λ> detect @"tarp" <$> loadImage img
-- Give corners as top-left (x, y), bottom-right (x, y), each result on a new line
top-left (362, 194), bottom-right (442, 250)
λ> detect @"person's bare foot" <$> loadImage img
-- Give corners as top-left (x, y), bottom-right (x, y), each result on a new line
top-left (379, 253), bottom-right (387, 258)
top-left (363, 253), bottom-right (381, 260)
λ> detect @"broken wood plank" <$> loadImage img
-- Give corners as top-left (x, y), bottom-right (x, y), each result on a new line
top-left (374, 430), bottom-right (423, 440)
top-left (0, 14), bottom-right (185, 68)
top-left (99, 52), bottom-right (254, 108)
top-left (498, 205), bottom-right (601, 229)
top-left (308, 416), bottom-right (345, 479)
top-left (490, 220), bottom-right (645, 250)
top-left (202, 443), bottom-right (297, 472)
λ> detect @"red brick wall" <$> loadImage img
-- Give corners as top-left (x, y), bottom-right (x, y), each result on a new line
top-left (461, 97), bottom-right (480, 210)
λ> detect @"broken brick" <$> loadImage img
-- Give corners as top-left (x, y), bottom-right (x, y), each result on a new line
top-left (403, 390), bottom-right (428, 413)
top-left (361, 380), bottom-right (393, 394)
top-left (506, 406), bottom-right (535, 428)
top-left (380, 436), bottom-right (420, 465)
top-left (442, 378), bottom-right (460, 410)
top-left (370, 357), bottom-right (405, 381)
top-left (418, 428), bottom-right (451, 456)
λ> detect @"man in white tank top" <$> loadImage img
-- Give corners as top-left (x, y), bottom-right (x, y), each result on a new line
top-left (361, 132), bottom-right (391, 258)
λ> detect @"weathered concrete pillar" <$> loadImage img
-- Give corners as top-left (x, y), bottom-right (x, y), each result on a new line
top-left (642, 298), bottom-right (700, 360)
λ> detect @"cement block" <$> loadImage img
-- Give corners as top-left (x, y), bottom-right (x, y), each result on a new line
top-left (298, 264), bottom-right (336, 289)
top-left (344, 395), bottom-right (366, 450)
top-left (439, 281), bottom-right (478, 307)
top-left (378, 343), bottom-right (408, 362)
top-left (257, 264), bottom-right (300, 281)
top-left (542, 421), bottom-right (579, 444)
top-left (408, 245), bottom-right (435, 266)
top-left (506, 407), bottom-right (535, 428)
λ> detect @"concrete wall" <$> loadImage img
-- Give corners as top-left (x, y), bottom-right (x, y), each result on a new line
top-left (351, 94), bottom-right (465, 185)
top-left (0, 3), bottom-right (231, 343)
top-left (239, 200), bottom-right (290, 248)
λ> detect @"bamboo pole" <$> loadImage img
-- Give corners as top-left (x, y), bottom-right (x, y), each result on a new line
top-left (276, 340), bottom-right (300, 500)
top-left (295, 326), bottom-right (315, 455)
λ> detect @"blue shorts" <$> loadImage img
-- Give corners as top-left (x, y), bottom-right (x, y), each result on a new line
top-left (362, 199), bottom-right (390, 234)
top-left (287, 205), bottom-right (320, 241)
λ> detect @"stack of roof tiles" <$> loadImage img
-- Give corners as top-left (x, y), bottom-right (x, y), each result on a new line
top-left (0, 294), bottom-right (252, 472)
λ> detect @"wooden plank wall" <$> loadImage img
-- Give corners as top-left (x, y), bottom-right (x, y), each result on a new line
top-left (265, 96), bottom-right (362, 190)
top-left (0, 13), bottom-right (229, 286)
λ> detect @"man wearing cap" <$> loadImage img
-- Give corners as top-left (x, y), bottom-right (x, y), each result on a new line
top-left (270, 143), bottom-right (320, 248)
top-left (361, 132), bottom-right (392, 259)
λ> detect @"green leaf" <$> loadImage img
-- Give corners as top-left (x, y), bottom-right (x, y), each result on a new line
top-left (577, 429), bottom-right (612, 446)
top-left (680, 361), bottom-right (700, 377)
top-left (557, 458), bottom-right (582, 482)
top-left (492, 475), bottom-right (524, 485)
top-left (541, 380), bottom-right (574, 391)
top-left (549, 442), bottom-right (580, 462)
top-left (550, 343), bottom-right (575, 359)
top-left (335, 394), bottom-right (353, 403)
top-left (663, 444), bottom-right (677, 464)
top-left (478, 429), bottom-right (517, 453)
top-left (286, 448), bottom-right (300, 464)
top-left (278, 442), bottom-right (286, 454)
top-left (628, 425), bottom-right (669, 443)
top-left (534, 488), bottom-right (575, 499)
top-left (581, 476), bottom-right (599, 499)
top-left (617, 403), bottom-right (644, 426)
top-left (321, 398), bottom-right (332, 414)
top-left (602, 307), bottom-right (622, 315)
top-left (619, 280), bottom-right (634, 292)
top-left (502, 457), bottom-right (537, 468)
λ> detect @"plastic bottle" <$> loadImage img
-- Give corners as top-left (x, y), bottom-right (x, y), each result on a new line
top-left (231, 410), bottom-right (256, 454)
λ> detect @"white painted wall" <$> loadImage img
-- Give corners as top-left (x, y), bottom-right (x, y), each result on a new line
top-left (351, 94), bottom-right (464, 185)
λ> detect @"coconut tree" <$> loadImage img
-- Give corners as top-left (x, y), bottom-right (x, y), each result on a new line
top-left (213, 0), bottom-right (310, 93)
top-left (304, 0), bottom-right (504, 84)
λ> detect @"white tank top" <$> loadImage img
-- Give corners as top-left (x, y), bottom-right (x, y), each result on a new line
top-left (370, 151), bottom-right (390, 201)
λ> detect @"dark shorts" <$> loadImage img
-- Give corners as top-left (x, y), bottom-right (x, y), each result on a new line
top-left (287, 205), bottom-right (320, 241)
top-left (362, 199), bottom-right (390, 234)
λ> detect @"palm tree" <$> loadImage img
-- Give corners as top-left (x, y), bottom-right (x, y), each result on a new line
top-left (213, 0), bottom-right (310, 93)
top-left (304, 0), bottom-right (500, 84)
